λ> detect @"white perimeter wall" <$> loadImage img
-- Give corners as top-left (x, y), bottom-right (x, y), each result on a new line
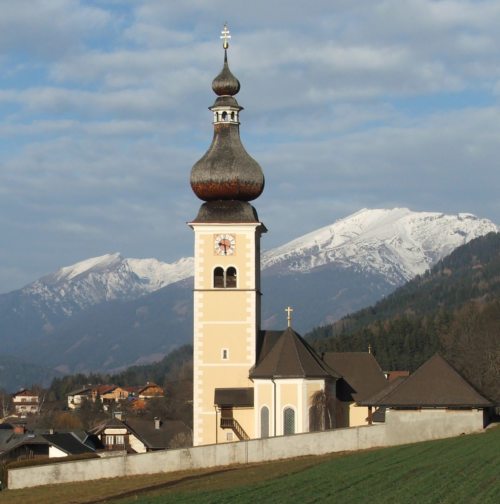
top-left (8, 409), bottom-right (485, 490)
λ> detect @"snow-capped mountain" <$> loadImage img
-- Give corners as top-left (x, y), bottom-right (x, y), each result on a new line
top-left (262, 208), bottom-right (498, 284)
top-left (23, 208), bottom-right (497, 315)
top-left (23, 252), bottom-right (194, 316)
top-left (0, 208), bottom-right (497, 381)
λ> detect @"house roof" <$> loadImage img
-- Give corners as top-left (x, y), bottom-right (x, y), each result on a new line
top-left (136, 383), bottom-right (164, 395)
top-left (322, 352), bottom-right (388, 402)
top-left (89, 418), bottom-right (125, 434)
top-left (125, 418), bottom-right (189, 450)
top-left (94, 384), bottom-right (118, 395)
top-left (67, 386), bottom-right (93, 397)
top-left (1, 431), bottom-right (96, 458)
top-left (214, 388), bottom-right (254, 407)
top-left (0, 433), bottom-right (48, 455)
top-left (359, 354), bottom-right (493, 408)
top-left (386, 370), bottom-right (410, 381)
top-left (12, 389), bottom-right (37, 397)
top-left (89, 417), bottom-right (189, 450)
top-left (362, 376), bottom-right (407, 406)
top-left (250, 327), bottom-right (339, 380)
top-left (42, 433), bottom-right (96, 455)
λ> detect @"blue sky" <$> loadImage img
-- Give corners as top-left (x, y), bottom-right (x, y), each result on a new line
top-left (1, 0), bottom-right (499, 293)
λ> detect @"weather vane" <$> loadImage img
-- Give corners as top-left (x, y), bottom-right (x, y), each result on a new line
top-left (220, 23), bottom-right (231, 49)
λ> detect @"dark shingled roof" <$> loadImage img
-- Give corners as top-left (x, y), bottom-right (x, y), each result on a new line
top-left (90, 417), bottom-right (190, 451)
top-left (190, 123), bottom-right (265, 202)
top-left (250, 327), bottom-right (339, 379)
top-left (43, 433), bottom-right (95, 455)
top-left (125, 418), bottom-right (190, 450)
top-left (361, 376), bottom-right (407, 406)
top-left (214, 388), bottom-right (254, 407)
top-left (191, 201), bottom-right (261, 224)
top-left (359, 354), bottom-right (493, 408)
top-left (212, 49), bottom-right (241, 97)
top-left (322, 352), bottom-right (388, 402)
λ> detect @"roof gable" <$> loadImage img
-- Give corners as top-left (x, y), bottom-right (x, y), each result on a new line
top-left (360, 354), bottom-right (492, 407)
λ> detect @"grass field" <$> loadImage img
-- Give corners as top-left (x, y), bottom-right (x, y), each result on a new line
top-left (2, 426), bottom-right (499, 504)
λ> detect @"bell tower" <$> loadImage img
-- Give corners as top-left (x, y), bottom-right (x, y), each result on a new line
top-left (189, 25), bottom-right (265, 446)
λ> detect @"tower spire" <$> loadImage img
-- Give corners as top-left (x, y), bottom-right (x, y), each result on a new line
top-left (190, 25), bottom-right (264, 206)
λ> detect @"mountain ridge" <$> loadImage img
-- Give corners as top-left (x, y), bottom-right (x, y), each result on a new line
top-left (0, 207), bottom-right (497, 384)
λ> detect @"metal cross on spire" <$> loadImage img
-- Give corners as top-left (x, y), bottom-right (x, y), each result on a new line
top-left (220, 23), bottom-right (231, 49)
top-left (285, 306), bottom-right (294, 328)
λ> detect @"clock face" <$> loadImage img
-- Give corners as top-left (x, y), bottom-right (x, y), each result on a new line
top-left (214, 234), bottom-right (236, 256)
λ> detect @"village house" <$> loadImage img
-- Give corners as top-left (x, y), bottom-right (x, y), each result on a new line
top-left (67, 385), bottom-right (130, 411)
top-left (89, 416), bottom-right (189, 453)
top-left (125, 382), bottom-right (164, 400)
top-left (0, 423), bottom-right (96, 463)
top-left (67, 386), bottom-right (93, 410)
top-left (11, 389), bottom-right (39, 416)
top-left (359, 353), bottom-right (493, 428)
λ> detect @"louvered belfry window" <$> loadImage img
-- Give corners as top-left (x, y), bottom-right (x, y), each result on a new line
top-left (283, 407), bottom-right (295, 435)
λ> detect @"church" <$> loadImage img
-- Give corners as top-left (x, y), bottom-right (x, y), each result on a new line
top-left (187, 26), bottom-right (387, 447)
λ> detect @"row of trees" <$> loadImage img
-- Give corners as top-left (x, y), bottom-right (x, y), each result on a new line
top-left (1, 345), bottom-right (194, 431)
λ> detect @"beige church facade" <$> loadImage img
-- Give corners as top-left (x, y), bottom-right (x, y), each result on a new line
top-left (188, 27), bottom-right (387, 447)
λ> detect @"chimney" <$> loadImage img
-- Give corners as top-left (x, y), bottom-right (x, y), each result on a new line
top-left (154, 417), bottom-right (161, 430)
top-left (13, 424), bottom-right (26, 435)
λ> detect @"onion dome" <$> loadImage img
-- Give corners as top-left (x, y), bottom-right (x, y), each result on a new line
top-left (190, 24), bottom-right (264, 203)
top-left (212, 50), bottom-right (241, 96)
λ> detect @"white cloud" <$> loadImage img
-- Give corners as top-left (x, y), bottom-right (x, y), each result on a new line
top-left (0, 1), bottom-right (499, 292)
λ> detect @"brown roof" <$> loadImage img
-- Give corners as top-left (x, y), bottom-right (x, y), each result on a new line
top-left (359, 354), bottom-right (493, 408)
top-left (94, 385), bottom-right (117, 395)
top-left (125, 418), bottom-right (189, 450)
top-left (12, 389), bottom-right (37, 397)
top-left (214, 388), bottom-right (254, 407)
top-left (250, 327), bottom-right (339, 379)
top-left (361, 376), bottom-right (407, 406)
top-left (386, 370), bottom-right (410, 381)
top-left (323, 352), bottom-right (388, 402)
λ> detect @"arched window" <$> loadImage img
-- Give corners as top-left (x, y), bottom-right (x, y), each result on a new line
top-left (213, 267), bottom-right (237, 288)
top-left (213, 267), bottom-right (224, 288)
top-left (231, 111), bottom-right (235, 121)
top-left (222, 111), bottom-right (228, 121)
top-left (283, 407), bottom-right (295, 435)
top-left (226, 267), bottom-right (237, 288)
top-left (260, 406), bottom-right (269, 438)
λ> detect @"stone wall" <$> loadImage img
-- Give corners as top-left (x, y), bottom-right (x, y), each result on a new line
top-left (8, 408), bottom-right (485, 490)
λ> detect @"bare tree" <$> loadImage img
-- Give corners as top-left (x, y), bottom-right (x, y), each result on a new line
top-left (310, 386), bottom-right (335, 431)
top-left (0, 391), bottom-right (11, 419)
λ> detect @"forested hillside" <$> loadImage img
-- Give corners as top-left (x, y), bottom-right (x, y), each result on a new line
top-left (308, 232), bottom-right (500, 402)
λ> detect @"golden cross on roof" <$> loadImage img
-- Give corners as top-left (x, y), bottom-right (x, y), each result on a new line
top-left (220, 23), bottom-right (231, 49)
top-left (285, 306), bottom-right (294, 328)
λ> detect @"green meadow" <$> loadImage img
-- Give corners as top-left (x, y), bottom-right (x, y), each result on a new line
top-left (114, 426), bottom-right (500, 504)
top-left (2, 426), bottom-right (499, 504)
